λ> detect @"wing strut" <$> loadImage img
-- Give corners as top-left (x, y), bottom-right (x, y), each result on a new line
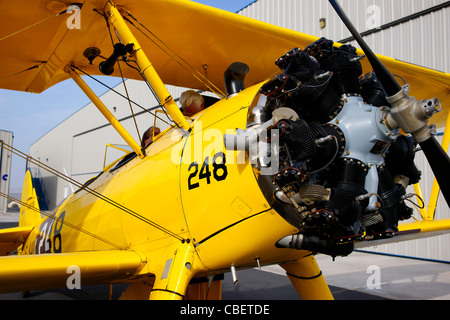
top-left (65, 65), bottom-right (145, 158)
top-left (104, 1), bottom-right (191, 132)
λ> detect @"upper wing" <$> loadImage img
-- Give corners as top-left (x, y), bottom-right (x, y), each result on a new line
top-left (1, 0), bottom-right (449, 126)
top-left (0, 0), bottom-right (313, 94)
top-left (0, 250), bottom-right (146, 293)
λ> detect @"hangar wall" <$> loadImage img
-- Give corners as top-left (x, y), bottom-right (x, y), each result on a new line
top-left (239, 0), bottom-right (450, 261)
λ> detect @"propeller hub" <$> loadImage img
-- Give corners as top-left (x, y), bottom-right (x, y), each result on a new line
top-left (386, 86), bottom-right (441, 143)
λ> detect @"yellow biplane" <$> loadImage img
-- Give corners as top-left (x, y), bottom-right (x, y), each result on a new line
top-left (0, 0), bottom-right (449, 300)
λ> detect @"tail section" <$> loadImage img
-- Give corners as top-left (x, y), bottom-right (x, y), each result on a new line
top-left (19, 170), bottom-right (42, 228)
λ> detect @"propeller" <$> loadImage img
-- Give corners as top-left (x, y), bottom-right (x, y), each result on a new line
top-left (329, 0), bottom-right (450, 207)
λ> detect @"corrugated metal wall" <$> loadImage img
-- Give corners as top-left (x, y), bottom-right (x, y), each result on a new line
top-left (240, 0), bottom-right (449, 72)
top-left (240, 0), bottom-right (450, 261)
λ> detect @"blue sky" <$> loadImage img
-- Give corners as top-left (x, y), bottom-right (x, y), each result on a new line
top-left (0, 0), bottom-right (255, 192)
top-left (193, 0), bottom-right (255, 12)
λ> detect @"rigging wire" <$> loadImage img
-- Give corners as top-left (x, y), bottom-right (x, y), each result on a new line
top-left (98, 8), bottom-right (184, 131)
top-left (118, 6), bottom-right (226, 98)
top-left (0, 141), bottom-right (186, 243)
top-left (70, 65), bottom-right (172, 127)
top-left (0, 191), bottom-right (124, 250)
top-left (96, 7), bottom-right (162, 106)
top-left (117, 64), bottom-right (143, 147)
top-left (104, 13), bottom-right (143, 147)
top-left (139, 70), bottom-right (183, 130)
top-left (98, 8), bottom-right (185, 131)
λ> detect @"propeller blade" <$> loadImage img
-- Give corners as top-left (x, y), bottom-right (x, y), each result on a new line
top-left (419, 136), bottom-right (450, 206)
top-left (329, 0), bottom-right (450, 207)
top-left (328, 0), bottom-right (401, 96)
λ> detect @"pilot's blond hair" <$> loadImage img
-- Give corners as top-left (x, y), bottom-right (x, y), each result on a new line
top-left (180, 90), bottom-right (204, 116)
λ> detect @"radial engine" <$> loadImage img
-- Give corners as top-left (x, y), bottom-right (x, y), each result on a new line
top-left (225, 38), bottom-right (441, 257)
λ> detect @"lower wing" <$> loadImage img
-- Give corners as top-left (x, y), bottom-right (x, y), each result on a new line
top-left (356, 219), bottom-right (450, 249)
top-left (0, 249), bottom-right (146, 293)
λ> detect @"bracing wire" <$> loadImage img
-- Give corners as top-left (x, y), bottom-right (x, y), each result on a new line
top-left (0, 141), bottom-right (186, 243)
top-left (118, 6), bottom-right (226, 98)
top-left (70, 65), bottom-right (172, 127)
top-left (104, 14), bottom-right (143, 147)
top-left (97, 8), bottom-right (184, 131)
top-left (117, 52), bottom-right (143, 147)
top-left (99, 9), bottom-right (186, 131)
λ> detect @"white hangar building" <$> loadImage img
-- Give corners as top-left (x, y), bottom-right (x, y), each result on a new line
top-left (29, 0), bottom-right (450, 261)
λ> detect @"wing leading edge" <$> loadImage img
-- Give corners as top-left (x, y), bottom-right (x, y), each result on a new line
top-left (0, 250), bottom-right (146, 294)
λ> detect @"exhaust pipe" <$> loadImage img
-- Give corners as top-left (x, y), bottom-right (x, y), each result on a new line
top-left (224, 62), bottom-right (250, 97)
top-left (276, 233), bottom-right (354, 257)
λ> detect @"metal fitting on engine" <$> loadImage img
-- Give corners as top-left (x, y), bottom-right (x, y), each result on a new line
top-left (385, 85), bottom-right (441, 143)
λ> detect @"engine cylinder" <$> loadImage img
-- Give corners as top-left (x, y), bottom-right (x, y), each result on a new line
top-left (360, 72), bottom-right (391, 107)
top-left (323, 158), bottom-right (368, 229)
top-left (306, 38), bottom-right (363, 96)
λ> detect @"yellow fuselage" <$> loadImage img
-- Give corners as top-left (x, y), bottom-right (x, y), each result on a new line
top-left (20, 84), bottom-right (305, 281)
